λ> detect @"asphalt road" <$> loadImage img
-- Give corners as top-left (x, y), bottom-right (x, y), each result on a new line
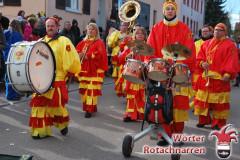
top-left (0, 77), bottom-right (239, 160)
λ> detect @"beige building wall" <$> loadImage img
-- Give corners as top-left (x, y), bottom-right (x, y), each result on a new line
top-left (0, 0), bottom-right (46, 21)
top-left (46, 0), bottom-right (112, 34)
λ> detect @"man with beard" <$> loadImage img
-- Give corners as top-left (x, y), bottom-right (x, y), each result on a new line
top-left (29, 17), bottom-right (81, 139)
top-left (194, 23), bottom-right (239, 130)
top-left (190, 25), bottom-right (214, 112)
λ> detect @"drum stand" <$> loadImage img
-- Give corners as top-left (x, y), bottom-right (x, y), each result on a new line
top-left (122, 68), bottom-right (180, 160)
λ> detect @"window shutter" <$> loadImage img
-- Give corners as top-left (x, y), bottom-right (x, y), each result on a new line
top-left (3, 0), bottom-right (21, 6)
top-left (83, 0), bottom-right (91, 15)
top-left (56, 0), bottom-right (65, 9)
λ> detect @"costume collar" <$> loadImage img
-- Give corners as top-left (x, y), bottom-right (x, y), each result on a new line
top-left (213, 36), bottom-right (226, 42)
top-left (46, 33), bottom-right (59, 38)
top-left (163, 16), bottom-right (178, 26)
top-left (87, 37), bottom-right (95, 41)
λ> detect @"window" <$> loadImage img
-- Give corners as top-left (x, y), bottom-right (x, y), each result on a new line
top-left (183, 15), bottom-right (185, 23)
top-left (187, 0), bottom-right (190, 6)
top-left (66, 0), bottom-right (81, 13)
top-left (194, 21), bottom-right (196, 33)
top-left (183, 0), bottom-right (186, 4)
top-left (153, 10), bottom-right (157, 25)
top-left (190, 19), bottom-right (193, 31)
top-left (191, 0), bottom-right (193, 9)
top-left (82, 0), bottom-right (91, 15)
top-left (56, 0), bottom-right (65, 10)
top-left (187, 17), bottom-right (189, 26)
top-left (3, 0), bottom-right (21, 6)
top-left (200, 0), bottom-right (203, 14)
top-left (0, 0), bottom-right (3, 6)
top-left (196, 21), bottom-right (198, 34)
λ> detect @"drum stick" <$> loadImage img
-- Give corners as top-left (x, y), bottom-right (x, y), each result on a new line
top-left (67, 76), bottom-right (73, 91)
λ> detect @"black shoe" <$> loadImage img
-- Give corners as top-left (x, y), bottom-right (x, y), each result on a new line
top-left (123, 117), bottom-right (132, 122)
top-left (211, 126), bottom-right (220, 131)
top-left (196, 123), bottom-right (205, 128)
top-left (85, 111), bottom-right (91, 118)
top-left (32, 134), bottom-right (41, 139)
top-left (233, 84), bottom-right (239, 87)
top-left (157, 137), bottom-right (169, 146)
top-left (61, 127), bottom-right (68, 135)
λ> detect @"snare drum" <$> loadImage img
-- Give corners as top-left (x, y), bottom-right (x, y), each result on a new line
top-left (122, 59), bottom-right (146, 84)
top-left (6, 41), bottom-right (56, 95)
top-left (147, 58), bottom-right (170, 81)
top-left (171, 64), bottom-right (190, 84)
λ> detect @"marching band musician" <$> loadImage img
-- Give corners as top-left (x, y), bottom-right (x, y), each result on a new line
top-left (75, 23), bottom-right (109, 118)
top-left (119, 27), bottom-right (147, 122)
top-left (145, 0), bottom-right (196, 145)
top-left (194, 23), bottom-right (239, 130)
top-left (108, 21), bottom-right (132, 97)
top-left (29, 17), bottom-right (81, 139)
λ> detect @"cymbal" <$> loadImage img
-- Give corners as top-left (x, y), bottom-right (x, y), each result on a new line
top-left (161, 43), bottom-right (192, 60)
top-left (126, 40), bottom-right (155, 56)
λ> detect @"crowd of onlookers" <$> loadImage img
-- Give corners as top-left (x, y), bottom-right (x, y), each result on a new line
top-left (0, 10), bottom-right (90, 83)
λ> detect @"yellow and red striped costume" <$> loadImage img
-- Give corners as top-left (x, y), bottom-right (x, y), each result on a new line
top-left (29, 35), bottom-right (81, 138)
top-left (194, 37), bottom-right (239, 128)
top-left (145, 17), bottom-right (196, 135)
top-left (76, 38), bottom-right (108, 113)
top-left (108, 31), bottom-right (131, 97)
top-left (119, 48), bottom-right (145, 120)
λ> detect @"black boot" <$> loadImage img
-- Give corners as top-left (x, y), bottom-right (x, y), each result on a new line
top-left (85, 111), bottom-right (91, 118)
top-left (123, 117), bottom-right (132, 122)
top-left (32, 134), bottom-right (41, 139)
top-left (196, 123), bottom-right (205, 128)
top-left (211, 125), bottom-right (220, 131)
top-left (157, 137), bottom-right (169, 146)
top-left (61, 127), bottom-right (68, 135)
top-left (233, 84), bottom-right (239, 87)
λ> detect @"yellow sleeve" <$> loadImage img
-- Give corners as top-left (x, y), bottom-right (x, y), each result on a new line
top-left (61, 38), bottom-right (81, 74)
top-left (107, 31), bottom-right (120, 48)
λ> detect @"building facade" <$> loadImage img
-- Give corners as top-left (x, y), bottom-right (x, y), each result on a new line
top-left (178, 0), bottom-right (205, 38)
top-left (0, 0), bottom-right (205, 38)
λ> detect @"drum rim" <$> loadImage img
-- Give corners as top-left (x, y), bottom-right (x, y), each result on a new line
top-left (172, 63), bottom-right (189, 68)
top-left (126, 58), bottom-right (142, 63)
top-left (148, 58), bottom-right (170, 65)
top-left (34, 41), bottom-right (56, 95)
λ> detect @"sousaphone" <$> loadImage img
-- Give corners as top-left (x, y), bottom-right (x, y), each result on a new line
top-left (119, 1), bottom-right (141, 31)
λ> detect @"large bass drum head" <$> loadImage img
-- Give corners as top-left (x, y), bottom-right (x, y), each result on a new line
top-left (28, 42), bottom-right (56, 94)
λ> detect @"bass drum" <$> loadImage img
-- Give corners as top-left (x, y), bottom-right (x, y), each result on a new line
top-left (6, 41), bottom-right (56, 95)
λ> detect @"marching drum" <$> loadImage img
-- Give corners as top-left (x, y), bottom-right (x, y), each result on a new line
top-left (171, 64), bottom-right (190, 84)
top-left (147, 58), bottom-right (170, 82)
top-left (6, 41), bottom-right (56, 95)
top-left (122, 59), bottom-right (146, 84)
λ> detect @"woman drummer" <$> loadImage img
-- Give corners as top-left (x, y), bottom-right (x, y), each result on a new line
top-left (145, 0), bottom-right (196, 145)
top-left (119, 27), bottom-right (147, 122)
top-left (76, 23), bottom-right (109, 118)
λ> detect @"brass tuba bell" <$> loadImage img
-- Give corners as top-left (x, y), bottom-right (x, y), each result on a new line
top-left (119, 1), bottom-right (141, 31)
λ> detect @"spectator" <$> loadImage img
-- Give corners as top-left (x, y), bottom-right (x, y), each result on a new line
top-left (0, 24), bottom-right (6, 81)
top-left (111, 3), bottom-right (119, 23)
top-left (71, 19), bottom-right (81, 46)
top-left (60, 21), bottom-right (75, 45)
top-left (17, 10), bottom-right (26, 20)
top-left (27, 17), bottom-right (40, 41)
top-left (37, 11), bottom-right (46, 37)
top-left (20, 19), bottom-right (33, 41)
top-left (0, 12), bottom-right (10, 30)
top-left (3, 19), bottom-right (23, 100)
